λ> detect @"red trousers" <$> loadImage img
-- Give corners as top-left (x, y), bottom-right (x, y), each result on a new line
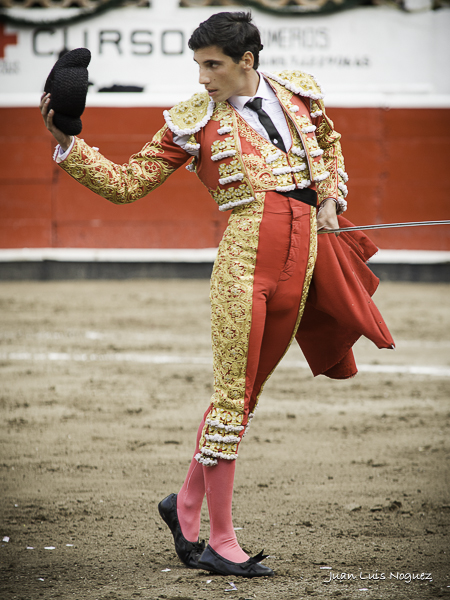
top-left (241, 191), bottom-right (315, 420)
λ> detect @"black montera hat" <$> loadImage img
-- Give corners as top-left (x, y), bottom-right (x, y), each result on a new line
top-left (44, 48), bottom-right (91, 136)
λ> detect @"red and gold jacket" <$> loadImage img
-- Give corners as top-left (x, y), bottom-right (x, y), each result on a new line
top-left (57, 70), bottom-right (349, 213)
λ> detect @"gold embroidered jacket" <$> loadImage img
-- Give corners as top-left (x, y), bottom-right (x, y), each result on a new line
top-left (58, 70), bottom-right (349, 212)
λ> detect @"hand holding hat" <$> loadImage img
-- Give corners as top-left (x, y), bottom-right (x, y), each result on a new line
top-left (43, 48), bottom-right (91, 136)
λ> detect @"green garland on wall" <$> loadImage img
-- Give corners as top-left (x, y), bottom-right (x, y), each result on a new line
top-left (0, 0), bottom-right (370, 29)
top-left (0, 0), bottom-right (128, 28)
top-left (241, 0), bottom-right (366, 16)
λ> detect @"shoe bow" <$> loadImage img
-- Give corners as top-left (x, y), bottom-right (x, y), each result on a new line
top-left (248, 550), bottom-right (269, 564)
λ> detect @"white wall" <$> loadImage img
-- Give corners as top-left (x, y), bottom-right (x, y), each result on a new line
top-left (1, 0), bottom-right (449, 107)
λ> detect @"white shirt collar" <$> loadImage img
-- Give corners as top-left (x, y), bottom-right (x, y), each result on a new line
top-left (228, 72), bottom-right (275, 111)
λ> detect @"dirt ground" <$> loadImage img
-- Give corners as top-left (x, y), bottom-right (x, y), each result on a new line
top-left (0, 279), bottom-right (449, 600)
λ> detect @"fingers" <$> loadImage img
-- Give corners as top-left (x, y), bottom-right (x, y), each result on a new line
top-left (40, 93), bottom-right (56, 134)
top-left (40, 94), bottom-right (52, 131)
top-left (47, 108), bottom-right (54, 130)
top-left (40, 92), bottom-right (50, 113)
top-left (316, 215), bottom-right (340, 236)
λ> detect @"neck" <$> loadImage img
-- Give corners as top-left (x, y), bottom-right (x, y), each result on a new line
top-left (245, 70), bottom-right (260, 98)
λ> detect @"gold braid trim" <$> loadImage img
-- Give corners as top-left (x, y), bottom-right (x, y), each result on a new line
top-left (314, 103), bottom-right (346, 205)
top-left (266, 70), bottom-right (324, 101)
top-left (164, 92), bottom-right (213, 136)
top-left (267, 73), bottom-right (347, 205)
top-left (198, 194), bottom-right (265, 463)
top-left (59, 128), bottom-right (175, 205)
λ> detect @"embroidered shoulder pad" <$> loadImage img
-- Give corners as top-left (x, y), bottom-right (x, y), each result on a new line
top-left (164, 92), bottom-right (215, 137)
top-left (264, 70), bottom-right (324, 101)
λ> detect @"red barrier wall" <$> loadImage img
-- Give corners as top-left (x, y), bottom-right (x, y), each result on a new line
top-left (1, 106), bottom-right (449, 250)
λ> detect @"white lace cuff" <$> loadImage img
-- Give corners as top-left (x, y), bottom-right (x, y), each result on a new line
top-left (53, 137), bottom-right (75, 163)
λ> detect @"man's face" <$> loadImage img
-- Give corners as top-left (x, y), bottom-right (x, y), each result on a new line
top-left (193, 46), bottom-right (255, 102)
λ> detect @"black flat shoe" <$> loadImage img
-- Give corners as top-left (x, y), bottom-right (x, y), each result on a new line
top-left (197, 544), bottom-right (274, 577)
top-left (158, 493), bottom-right (205, 569)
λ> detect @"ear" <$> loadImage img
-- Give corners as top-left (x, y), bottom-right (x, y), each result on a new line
top-left (241, 51), bottom-right (255, 71)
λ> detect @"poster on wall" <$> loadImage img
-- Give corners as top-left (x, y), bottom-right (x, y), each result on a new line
top-left (0, 0), bottom-right (449, 107)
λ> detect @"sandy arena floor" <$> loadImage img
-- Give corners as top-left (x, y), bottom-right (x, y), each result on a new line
top-left (0, 279), bottom-right (449, 600)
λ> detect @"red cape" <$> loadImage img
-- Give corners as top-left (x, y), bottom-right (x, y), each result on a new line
top-left (295, 216), bottom-right (395, 379)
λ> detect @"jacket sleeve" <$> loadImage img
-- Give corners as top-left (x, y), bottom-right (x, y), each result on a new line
top-left (312, 101), bottom-right (348, 213)
top-left (57, 124), bottom-right (190, 205)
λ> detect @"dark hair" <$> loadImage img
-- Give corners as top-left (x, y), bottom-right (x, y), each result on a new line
top-left (188, 12), bottom-right (263, 70)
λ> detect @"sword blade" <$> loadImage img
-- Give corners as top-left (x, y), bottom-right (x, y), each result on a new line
top-left (318, 220), bottom-right (450, 234)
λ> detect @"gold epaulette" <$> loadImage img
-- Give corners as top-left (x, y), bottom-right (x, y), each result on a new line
top-left (264, 70), bottom-right (324, 101)
top-left (163, 92), bottom-right (215, 137)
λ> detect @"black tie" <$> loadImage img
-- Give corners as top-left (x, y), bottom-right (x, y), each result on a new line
top-left (245, 97), bottom-right (286, 153)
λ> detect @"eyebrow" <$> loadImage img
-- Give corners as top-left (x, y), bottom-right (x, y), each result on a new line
top-left (193, 58), bottom-right (224, 65)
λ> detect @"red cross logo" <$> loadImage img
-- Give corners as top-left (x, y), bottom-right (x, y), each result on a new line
top-left (0, 23), bottom-right (18, 59)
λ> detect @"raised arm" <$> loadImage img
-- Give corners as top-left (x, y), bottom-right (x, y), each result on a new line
top-left (40, 92), bottom-right (190, 205)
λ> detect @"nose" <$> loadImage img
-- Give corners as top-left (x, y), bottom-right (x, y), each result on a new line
top-left (199, 68), bottom-right (210, 86)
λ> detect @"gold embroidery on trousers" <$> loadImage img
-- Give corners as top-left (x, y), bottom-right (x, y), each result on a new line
top-left (198, 194), bottom-right (265, 462)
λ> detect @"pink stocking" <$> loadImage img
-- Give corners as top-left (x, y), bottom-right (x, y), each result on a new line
top-left (177, 417), bottom-right (249, 562)
top-left (176, 418), bottom-right (206, 542)
top-left (204, 458), bottom-right (249, 563)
